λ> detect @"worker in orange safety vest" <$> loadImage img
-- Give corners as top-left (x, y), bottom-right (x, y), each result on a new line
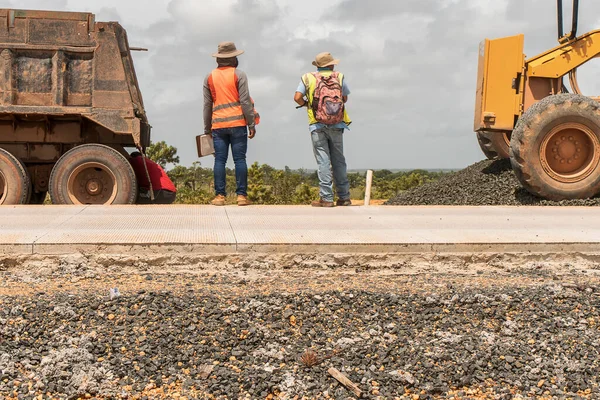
top-left (203, 42), bottom-right (259, 207)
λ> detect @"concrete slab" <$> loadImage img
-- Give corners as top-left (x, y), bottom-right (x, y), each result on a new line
top-left (0, 244), bottom-right (33, 255)
top-left (0, 205), bottom-right (86, 244)
top-left (0, 205), bottom-right (599, 255)
top-left (228, 206), bottom-right (600, 245)
top-left (35, 205), bottom-right (236, 245)
top-left (33, 243), bottom-right (237, 256)
top-left (226, 206), bottom-right (431, 245)
top-left (361, 206), bottom-right (600, 243)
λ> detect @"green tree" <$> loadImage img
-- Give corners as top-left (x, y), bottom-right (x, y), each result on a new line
top-left (160, 154), bottom-right (444, 205)
top-left (176, 186), bottom-right (212, 204)
top-left (247, 162), bottom-right (273, 204)
top-left (168, 165), bottom-right (189, 188)
top-left (293, 183), bottom-right (319, 204)
top-left (374, 169), bottom-right (393, 180)
top-left (373, 171), bottom-right (433, 199)
top-left (270, 169), bottom-right (301, 204)
top-left (146, 141), bottom-right (180, 168)
top-left (348, 172), bottom-right (365, 189)
top-left (166, 161), bottom-right (215, 204)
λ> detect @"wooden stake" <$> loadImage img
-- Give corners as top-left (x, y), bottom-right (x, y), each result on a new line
top-left (364, 170), bottom-right (373, 207)
top-left (328, 367), bottom-right (362, 397)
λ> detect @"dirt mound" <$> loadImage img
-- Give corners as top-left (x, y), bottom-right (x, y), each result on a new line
top-left (386, 159), bottom-right (600, 206)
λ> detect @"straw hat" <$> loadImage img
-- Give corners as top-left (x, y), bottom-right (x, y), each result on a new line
top-left (212, 42), bottom-right (244, 58)
top-left (312, 52), bottom-right (340, 67)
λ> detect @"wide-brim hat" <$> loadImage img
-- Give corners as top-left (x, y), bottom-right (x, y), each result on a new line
top-left (212, 41), bottom-right (244, 58)
top-left (312, 52), bottom-right (340, 68)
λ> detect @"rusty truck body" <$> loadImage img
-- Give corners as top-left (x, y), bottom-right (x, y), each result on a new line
top-left (0, 9), bottom-right (150, 205)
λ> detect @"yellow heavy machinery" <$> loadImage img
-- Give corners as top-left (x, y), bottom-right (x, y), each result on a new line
top-left (474, 0), bottom-right (600, 200)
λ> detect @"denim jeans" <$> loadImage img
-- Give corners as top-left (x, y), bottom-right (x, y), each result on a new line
top-left (213, 126), bottom-right (248, 196)
top-left (311, 126), bottom-right (350, 202)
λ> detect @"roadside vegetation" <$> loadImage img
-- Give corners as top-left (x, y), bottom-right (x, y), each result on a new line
top-left (147, 141), bottom-right (448, 205)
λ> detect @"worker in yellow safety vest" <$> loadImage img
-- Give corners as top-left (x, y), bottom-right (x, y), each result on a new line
top-left (294, 52), bottom-right (352, 207)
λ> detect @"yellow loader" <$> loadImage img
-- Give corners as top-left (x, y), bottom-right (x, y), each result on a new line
top-left (474, 0), bottom-right (600, 200)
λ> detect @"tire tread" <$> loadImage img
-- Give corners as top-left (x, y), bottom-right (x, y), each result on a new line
top-left (0, 148), bottom-right (31, 205)
top-left (510, 94), bottom-right (600, 200)
top-left (49, 144), bottom-right (137, 205)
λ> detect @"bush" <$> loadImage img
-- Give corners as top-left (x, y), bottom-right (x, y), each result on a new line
top-left (293, 183), bottom-right (319, 204)
top-left (373, 172), bottom-right (433, 199)
top-left (161, 152), bottom-right (445, 205)
top-left (175, 186), bottom-right (212, 204)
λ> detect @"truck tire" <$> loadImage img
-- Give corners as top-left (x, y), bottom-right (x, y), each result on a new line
top-left (510, 94), bottom-right (600, 200)
top-left (0, 148), bottom-right (31, 205)
top-left (49, 144), bottom-right (137, 205)
top-left (477, 131), bottom-right (511, 160)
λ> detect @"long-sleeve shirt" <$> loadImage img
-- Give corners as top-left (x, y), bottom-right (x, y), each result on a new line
top-left (203, 68), bottom-right (255, 134)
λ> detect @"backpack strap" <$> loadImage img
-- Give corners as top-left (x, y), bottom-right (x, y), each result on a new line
top-left (337, 72), bottom-right (344, 97)
top-left (302, 73), bottom-right (315, 108)
top-left (332, 71), bottom-right (342, 85)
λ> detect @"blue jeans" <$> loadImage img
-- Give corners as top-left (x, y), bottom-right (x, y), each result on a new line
top-left (311, 127), bottom-right (350, 202)
top-left (213, 126), bottom-right (248, 196)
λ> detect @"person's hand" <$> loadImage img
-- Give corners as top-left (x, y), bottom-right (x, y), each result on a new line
top-left (248, 127), bottom-right (256, 139)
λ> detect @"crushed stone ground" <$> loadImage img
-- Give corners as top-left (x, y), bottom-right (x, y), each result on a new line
top-left (386, 159), bottom-right (600, 206)
top-left (1, 253), bottom-right (600, 399)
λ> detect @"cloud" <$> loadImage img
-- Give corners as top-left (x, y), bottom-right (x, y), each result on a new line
top-left (331, 0), bottom-right (442, 21)
top-left (9, 0), bottom-right (600, 170)
top-left (9, 0), bottom-right (68, 9)
top-left (166, 0), bottom-right (281, 41)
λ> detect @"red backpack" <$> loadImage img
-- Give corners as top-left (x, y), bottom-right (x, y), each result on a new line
top-left (309, 71), bottom-right (344, 125)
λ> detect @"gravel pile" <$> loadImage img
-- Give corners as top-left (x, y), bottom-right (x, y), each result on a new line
top-left (386, 159), bottom-right (600, 206)
top-left (2, 274), bottom-right (600, 399)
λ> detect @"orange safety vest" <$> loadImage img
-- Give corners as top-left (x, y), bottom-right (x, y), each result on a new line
top-left (208, 67), bottom-right (260, 129)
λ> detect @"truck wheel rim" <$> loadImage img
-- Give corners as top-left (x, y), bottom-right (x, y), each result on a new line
top-left (0, 172), bottom-right (5, 204)
top-left (540, 122), bottom-right (600, 183)
top-left (67, 162), bottom-right (118, 205)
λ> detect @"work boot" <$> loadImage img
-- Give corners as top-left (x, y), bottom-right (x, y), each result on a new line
top-left (211, 194), bottom-right (226, 206)
top-left (311, 199), bottom-right (334, 208)
top-left (237, 195), bottom-right (252, 206)
top-left (336, 199), bottom-right (352, 207)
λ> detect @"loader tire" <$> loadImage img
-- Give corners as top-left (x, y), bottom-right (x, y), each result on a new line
top-left (477, 131), bottom-right (511, 160)
top-left (510, 94), bottom-right (600, 200)
top-left (49, 144), bottom-right (137, 205)
top-left (0, 148), bottom-right (31, 205)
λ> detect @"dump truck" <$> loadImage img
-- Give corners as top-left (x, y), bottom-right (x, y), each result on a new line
top-left (474, 0), bottom-right (600, 201)
top-left (0, 9), bottom-right (150, 205)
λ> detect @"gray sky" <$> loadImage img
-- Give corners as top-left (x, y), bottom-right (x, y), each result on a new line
top-left (9, 0), bottom-right (600, 169)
